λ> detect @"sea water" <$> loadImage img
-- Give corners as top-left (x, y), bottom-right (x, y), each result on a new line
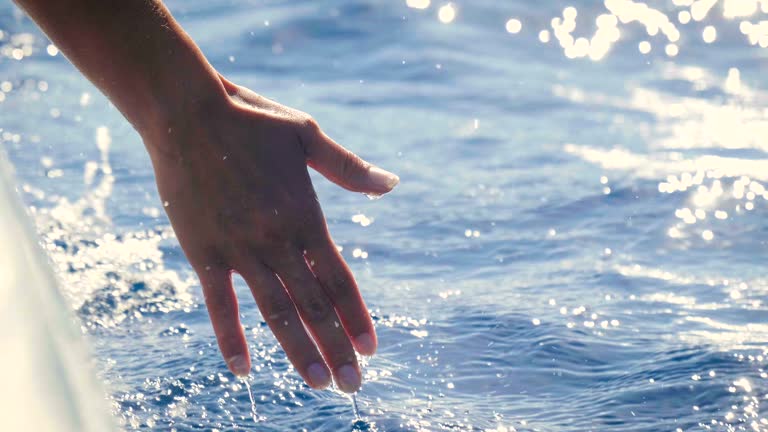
top-left (2, 0), bottom-right (768, 430)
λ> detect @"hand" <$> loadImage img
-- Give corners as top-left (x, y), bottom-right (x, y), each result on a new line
top-left (144, 76), bottom-right (399, 393)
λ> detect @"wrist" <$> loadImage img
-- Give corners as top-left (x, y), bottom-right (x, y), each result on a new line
top-left (129, 35), bottom-right (228, 140)
top-left (138, 61), bottom-right (227, 138)
top-left (139, 70), bottom-right (237, 166)
top-left (139, 80), bottom-right (229, 162)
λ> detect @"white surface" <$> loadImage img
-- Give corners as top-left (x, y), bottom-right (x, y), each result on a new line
top-left (0, 151), bottom-right (115, 431)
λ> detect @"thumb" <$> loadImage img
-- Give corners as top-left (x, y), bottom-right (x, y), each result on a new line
top-left (303, 122), bottom-right (399, 195)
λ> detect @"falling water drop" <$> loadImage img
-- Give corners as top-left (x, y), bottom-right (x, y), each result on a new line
top-left (351, 393), bottom-right (361, 420)
top-left (242, 378), bottom-right (259, 423)
top-left (363, 192), bottom-right (383, 201)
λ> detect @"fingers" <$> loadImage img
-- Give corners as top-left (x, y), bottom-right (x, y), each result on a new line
top-left (305, 240), bottom-right (377, 356)
top-left (235, 260), bottom-right (332, 390)
top-left (271, 252), bottom-right (363, 393)
top-left (302, 123), bottom-right (399, 195)
top-left (197, 266), bottom-right (250, 377)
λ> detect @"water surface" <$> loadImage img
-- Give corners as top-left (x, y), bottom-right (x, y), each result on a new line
top-left (2, 0), bottom-right (768, 430)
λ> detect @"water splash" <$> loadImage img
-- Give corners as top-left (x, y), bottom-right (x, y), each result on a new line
top-left (350, 393), bottom-right (376, 431)
top-left (351, 418), bottom-right (376, 431)
top-left (25, 126), bottom-right (193, 329)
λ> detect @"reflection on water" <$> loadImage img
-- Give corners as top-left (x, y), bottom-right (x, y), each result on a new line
top-left (405, 0), bottom-right (765, 60)
top-left (3, 0), bottom-right (768, 430)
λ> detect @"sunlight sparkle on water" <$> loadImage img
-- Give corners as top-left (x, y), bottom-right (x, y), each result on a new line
top-left (505, 18), bottom-right (522, 34)
top-left (478, 0), bottom-right (768, 63)
top-left (702, 25), bottom-right (718, 42)
top-left (722, 0), bottom-right (768, 18)
top-left (351, 213), bottom-right (373, 227)
top-left (665, 43), bottom-right (679, 56)
top-left (10, 0), bottom-right (768, 429)
top-left (438, 3), bottom-right (456, 24)
top-left (406, 0), bottom-right (430, 9)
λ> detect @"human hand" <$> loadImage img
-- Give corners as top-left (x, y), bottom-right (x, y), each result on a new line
top-left (14, 0), bottom-right (396, 395)
top-left (144, 76), bottom-right (398, 393)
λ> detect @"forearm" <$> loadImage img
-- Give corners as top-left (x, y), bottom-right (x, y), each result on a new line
top-left (14, 0), bottom-right (225, 140)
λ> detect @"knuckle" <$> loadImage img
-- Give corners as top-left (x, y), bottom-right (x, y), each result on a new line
top-left (339, 150), bottom-right (361, 180)
top-left (264, 291), bottom-right (295, 324)
top-left (324, 271), bottom-right (354, 303)
top-left (300, 115), bottom-right (320, 134)
top-left (297, 116), bottom-right (321, 156)
top-left (299, 294), bottom-right (333, 324)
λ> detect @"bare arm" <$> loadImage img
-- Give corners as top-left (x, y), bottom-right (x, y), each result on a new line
top-left (14, 0), bottom-right (399, 393)
top-left (15, 0), bottom-right (223, 138)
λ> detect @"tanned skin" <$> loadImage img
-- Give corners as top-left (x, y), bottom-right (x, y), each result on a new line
top-left (14, 0), bottom-right (399, 393)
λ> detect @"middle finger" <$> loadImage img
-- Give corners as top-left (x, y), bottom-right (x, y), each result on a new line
top-left (271, 251), bottom-right (362, 393)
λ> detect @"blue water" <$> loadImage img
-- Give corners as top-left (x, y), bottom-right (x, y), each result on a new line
top-left (3, 0), bottom-right (768, 430)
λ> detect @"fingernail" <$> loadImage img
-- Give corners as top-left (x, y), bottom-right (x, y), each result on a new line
top-left (226, 355), bottom-right (250, 377)
top-left (354, 333), bottom-right (376, 356)
top-left (307, 363), bottom-right (331, 389)
top-left (336, 364), bottom-right (362, 393)
top-left (368, 166), bottom-right (400, 192)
